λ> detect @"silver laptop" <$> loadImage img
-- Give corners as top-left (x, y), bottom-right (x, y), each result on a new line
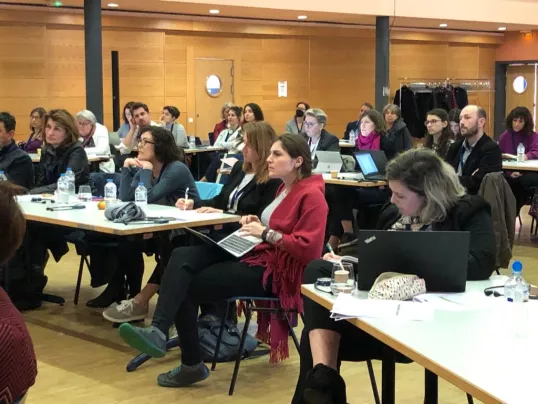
top-left (314, 151), bottom-right (343, 173)
top-left (185, 227), bottom-right (262, 258)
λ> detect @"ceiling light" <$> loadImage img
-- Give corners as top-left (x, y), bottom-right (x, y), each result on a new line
top-left (298, 15), bottom-right (308, 20)
top-left (108, 3), bottom-right (119, 7)
top-left (53, 1), bottom-right (62, 6)
top-left (439, 23), bottom-right (448, 28)
top-left (498, 27), bottom-right (506, 31)
top-left (209, 9), bottom-right (220, 14)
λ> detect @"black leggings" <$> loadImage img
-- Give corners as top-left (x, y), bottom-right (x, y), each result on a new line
top-left (151, 245), bottom-right (273, 365)
top-left (293, 259), bottom-right (406, 403)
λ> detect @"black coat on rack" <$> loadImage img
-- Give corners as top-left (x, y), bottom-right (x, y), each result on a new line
top-left (394, 85), bottom-right (420, 138)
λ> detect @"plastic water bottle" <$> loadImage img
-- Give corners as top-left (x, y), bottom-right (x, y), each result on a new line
top-left (349, 130), bottom-right (356, 146)
top-left (57, 174), bottom-right (70, 204)
top-left (104, 179), bottom-right (117, 207)
top-left (517, 142), bottom-right (525, 162)
top-left (65, 167), bottom-right (76, 197)
top-left (188, 136), bottom-right (196, 149)
top-left (135, 182), bottom-right (147, 208)
top-left (0, 171), bottom-right (7, 182)
top-left (504, 260), bottom-right (529, 335)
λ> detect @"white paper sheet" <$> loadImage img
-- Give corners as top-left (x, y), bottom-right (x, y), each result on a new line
top-left (148, 208), bottom-right (226, 222)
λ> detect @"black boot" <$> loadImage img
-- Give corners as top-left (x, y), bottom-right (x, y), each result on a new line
top-left (301, 364), bottom-right (347, 404)
top-left (86, 279), bottom-right (126, 308)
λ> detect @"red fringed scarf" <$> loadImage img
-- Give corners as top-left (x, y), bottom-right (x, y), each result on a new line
top-left (241, 175), bottom-right (327, 363)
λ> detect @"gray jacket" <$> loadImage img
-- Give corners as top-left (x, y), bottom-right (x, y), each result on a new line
top-left (478, 172), bottom-right (516, 269)
top-left (119, 160), bottom-right (199, 207)
top-left (167, 122), bottom-right (189, 148)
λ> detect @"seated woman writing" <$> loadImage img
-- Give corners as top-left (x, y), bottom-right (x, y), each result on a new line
top-left (293, 148), bottom-right (496, 403)
top-left (87, 126), bottom-right (199, 309)
top-left (102, 121), bottom-right (281, 323)
top-left (118, 133), bottom-right (328, 388)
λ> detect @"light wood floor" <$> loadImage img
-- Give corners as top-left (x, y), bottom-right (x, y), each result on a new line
top-left (23, 210), bottom-right (538, 404)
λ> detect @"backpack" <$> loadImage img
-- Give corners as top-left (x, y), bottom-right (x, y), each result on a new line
top-left (198, 314), bottom-right (259, 363)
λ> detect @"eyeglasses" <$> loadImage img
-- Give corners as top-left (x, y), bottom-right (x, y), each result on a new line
top-left (77, 121), bottom-right (93, 127)
top-left (424, 119), bottom-right (441, 126)
top-left (138, 138), bottom-right (155, 147)
top-left (304, 121), bottom-right (318, 128)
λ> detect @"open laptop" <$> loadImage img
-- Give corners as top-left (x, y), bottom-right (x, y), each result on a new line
top-left (355, 150), bottom-right (389, 174)
top-left (356, 230), bottom-right (470, 292)
top-left (185, 227), bottom-right (262, 258)
top-left (354, 152), bottom-right (386, 181)
top-left (313, 151), bottom-right (343, 174)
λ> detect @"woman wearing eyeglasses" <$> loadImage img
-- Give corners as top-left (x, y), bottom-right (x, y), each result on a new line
top-left (75, 110), bottom-right (115, 173)
top-left (423, 109), bottom-right (454, 158)
top-left (85, 126), bottom-right (199, 309)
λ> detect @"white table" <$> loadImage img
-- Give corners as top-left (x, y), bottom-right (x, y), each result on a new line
top-left (185, 146), bottom-right (226, 154)
top-left (503, 160), bottom-right (538, 172)
top-left (29, 153), bottom-right (110, 164)
top-left (302, 276), bottom-right (538, 404)
top-left (19, 200), bottom-right (240, 236)
top-left (322, 173), bottom-right (387, 188)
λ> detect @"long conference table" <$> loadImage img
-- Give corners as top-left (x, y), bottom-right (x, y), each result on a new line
top-left (302, 276), bottom-right (537, 404)
top-left (29, 153), bottom-right (110, 164)
top-left (502, 160), bottom-right (538, 172)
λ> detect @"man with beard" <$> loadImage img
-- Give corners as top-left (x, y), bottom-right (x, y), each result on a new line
top-left (119, 102), bottom-right (163, 155)
top-left (446, 105), bottom-right (502, 194)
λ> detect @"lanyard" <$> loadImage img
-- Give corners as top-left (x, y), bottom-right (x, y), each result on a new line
top-left (459, 143), bottom-right (467, 173)
top-left (295, 118), bottom-right (303, 133)
top-left (229, 188), bottom-right (245, 212)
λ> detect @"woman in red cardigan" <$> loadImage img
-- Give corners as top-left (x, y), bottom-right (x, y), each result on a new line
top-left (119, 133), bottom-right (328, 388)
top-left (0, 182), bottom-right (38, 404)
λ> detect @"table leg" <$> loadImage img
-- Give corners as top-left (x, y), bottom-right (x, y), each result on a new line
top-left (381, 347), bottom-right (396, 404)
top-left (424, 369), bottom-right (438, 404)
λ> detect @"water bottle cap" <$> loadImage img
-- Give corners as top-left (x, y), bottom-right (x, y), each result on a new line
top-left (67, 167), bottom-right (72, 171)
top-left (512, 260), bottom-right (523, 272)
top-left (60, 173), bottom-right (66, 177)
top-left (106, 179), bottom-right (113, 183)
top-left (138, 182), bottom-right (144, 186)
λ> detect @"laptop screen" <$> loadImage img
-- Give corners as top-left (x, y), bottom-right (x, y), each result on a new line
top-left (355, 153), bottom-right (378, 175)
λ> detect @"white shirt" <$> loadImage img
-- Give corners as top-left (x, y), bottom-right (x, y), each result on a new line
top-left (214, 126), bottom-right (243, 154)
top-left (80, 122), bottom-right (115, 173)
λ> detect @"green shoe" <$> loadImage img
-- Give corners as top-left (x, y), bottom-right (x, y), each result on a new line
top-left (119, 323), bottom-right (166, 358)
top-left (157, 363), bottom-right (210, 388)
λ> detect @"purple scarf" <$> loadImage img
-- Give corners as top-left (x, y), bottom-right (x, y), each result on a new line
top-left (356, 131), bottom-right (381, 150)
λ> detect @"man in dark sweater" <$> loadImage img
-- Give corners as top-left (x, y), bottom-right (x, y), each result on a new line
top-left (445, 105), bottom-right (502, 194)
top-left (0, 112), bottom-right (34, 190)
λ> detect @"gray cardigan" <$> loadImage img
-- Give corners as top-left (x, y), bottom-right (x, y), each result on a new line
top-left (285, 118), bottom-right (306, 135)
top-left (119, 160), bottom-right (199, 207)
top-left (166, 122), bottom-right (189, 148)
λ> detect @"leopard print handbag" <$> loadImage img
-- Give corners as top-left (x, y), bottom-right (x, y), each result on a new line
top-left (367, 272), bottom-right (427, 300)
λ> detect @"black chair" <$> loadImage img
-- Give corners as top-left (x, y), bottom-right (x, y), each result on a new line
top-left (208, 132), bottom-right (215, 146)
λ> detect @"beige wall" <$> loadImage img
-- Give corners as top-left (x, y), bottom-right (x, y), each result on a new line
top-left (0, 11), bottom-right (498, 141)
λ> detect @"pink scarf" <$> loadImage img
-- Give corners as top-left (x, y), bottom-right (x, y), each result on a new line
top-left (356, 131), bottom-right (381, 150)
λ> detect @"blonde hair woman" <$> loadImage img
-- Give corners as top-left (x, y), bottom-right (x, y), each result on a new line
top-left (294, 148), bottom-right (496, 403)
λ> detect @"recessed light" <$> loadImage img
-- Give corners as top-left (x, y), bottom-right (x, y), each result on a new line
top-left (298, 15), bottom-right (308, 20)
top-left (498, 27), bottom-right (507, 31)
top-left (209, 9), bottom-right (220, 14)
top-left (439, 23), bottom-right (448, 28)
top-left (107, 3), bottom-right (119, 7)
top-left (53, 1), bottom-right (62, 6)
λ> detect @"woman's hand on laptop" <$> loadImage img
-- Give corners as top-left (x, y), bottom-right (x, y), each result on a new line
top-left (196, 207), bottom-right (223, 214)
top-left (239, 221), bottom-right (266, 238)
top-left (175, 198), bottom-right (194, 210)
top-left (240, 215), bottom-right (261, 226)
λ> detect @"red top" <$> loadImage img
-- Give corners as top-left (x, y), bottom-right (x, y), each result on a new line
top-left (0, 287), bottom-right (37, 403)
top-left (242, 174), bottom-right (327, 362)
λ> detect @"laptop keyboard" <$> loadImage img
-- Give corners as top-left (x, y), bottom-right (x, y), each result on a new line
top-left (220, 234), bottom-right (258, 255)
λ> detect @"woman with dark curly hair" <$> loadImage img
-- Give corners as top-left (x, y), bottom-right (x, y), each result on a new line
top-left (86, 126), bottom-right (200, 309)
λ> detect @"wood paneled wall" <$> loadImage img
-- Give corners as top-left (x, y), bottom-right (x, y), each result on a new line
top-left (0, 18), bottom-right (497, 141)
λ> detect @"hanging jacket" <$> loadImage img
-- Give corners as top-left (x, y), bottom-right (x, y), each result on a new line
top-left (454, 87), bottom-right (469, 109)
top-left (478, 172), bottom-right (516, 269)
top-left (394, 86), bottom-right (420, 138)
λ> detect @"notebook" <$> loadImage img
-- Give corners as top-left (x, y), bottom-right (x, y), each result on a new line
top-left (185, 227), bottom-right (262, 258)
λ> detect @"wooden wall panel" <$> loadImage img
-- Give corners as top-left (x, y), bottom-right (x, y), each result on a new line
top-left (0, 17), bottom-right (499, 141)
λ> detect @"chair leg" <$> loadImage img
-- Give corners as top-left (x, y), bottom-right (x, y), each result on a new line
top-left (467, 394), bottom-right (474, 404)
top-left (366, 360), bottom-right (381, 404)
top-left (229, 300), bottom-right (253, 396)
top-left (211, 301), bottom-right (231, 371)
top-left (74, 254), bottom-right (86, 305)
top-left (284, 311), bottom-right (300, 353)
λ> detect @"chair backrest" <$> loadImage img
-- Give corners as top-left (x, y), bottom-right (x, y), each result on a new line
top-left (196, 181), bottom-right (223, 200)
top-left (108, 131), bottom-right (121, 146)
top-left (90, 172), bottom-right (121, 197)
top-left (208, 131), bottom-right (215, 146)
top-left (195, 136), bottom-right (202, 146)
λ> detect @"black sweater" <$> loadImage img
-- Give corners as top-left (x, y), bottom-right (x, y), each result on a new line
top-left (377, 194), bottom-right (496, 281)
top-left (0, 141), bottom-right (34, 189)
top-left (200, 161), bottom-right (281, 217)
top-left (31, 142), bottom-right (90, 194)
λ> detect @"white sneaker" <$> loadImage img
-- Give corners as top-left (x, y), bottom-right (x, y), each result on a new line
top-left (102, 298), bottom-right (148, 323)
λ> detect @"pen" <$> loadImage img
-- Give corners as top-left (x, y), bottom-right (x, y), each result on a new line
top-left (326, 242), bottom-right (346, 272)
top-left (184, 187), bottom-right (189, 211)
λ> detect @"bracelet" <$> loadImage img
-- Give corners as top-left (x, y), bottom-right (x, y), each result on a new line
top-left (261, 228), bottom-right (269, 242)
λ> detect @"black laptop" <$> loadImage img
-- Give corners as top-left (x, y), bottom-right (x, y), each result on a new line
top-left (356, 230), bottom-right (470, 292)
top-left (353, 151), bottom-right (387, 181)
